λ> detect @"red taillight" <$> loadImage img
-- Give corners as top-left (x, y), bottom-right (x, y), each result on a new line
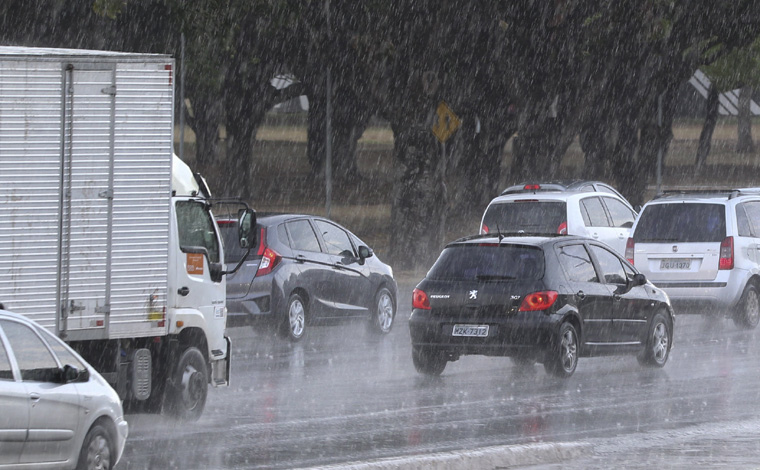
top-left (256, 247), bottom-right (281, 276)
top-left (256, 227), bottom-right (267, 255)
top-left (719, 236), bottom-right (734, 270)
top-left (519, 291), bottom-right (558, 312)
top-left (557, 221), bottom-right (568, 235)
top-left (412, 288), bottom-right (431, 310)
top-left (625, 237), bottom-right (635, 265)
top-left (524, 184), bottom-right (541, 190)
top-left (482, 224), bottom-right (489, 234)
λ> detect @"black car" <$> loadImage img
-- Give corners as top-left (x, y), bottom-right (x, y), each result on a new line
top-left (409, 234), bottom-right (674, 377)
top-left (219, 214), bottom-right (398, 341)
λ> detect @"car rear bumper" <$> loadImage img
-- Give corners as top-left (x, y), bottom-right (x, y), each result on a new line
top-left (653, 269), bottom-right (748, 312)
top-left (408, 309), bottom-right (561, 357)
top-left (115, 417), bottom-right (129, 464)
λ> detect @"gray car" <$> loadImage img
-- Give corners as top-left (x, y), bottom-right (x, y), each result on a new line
top-left (219, 214), bottom-right (398, 341)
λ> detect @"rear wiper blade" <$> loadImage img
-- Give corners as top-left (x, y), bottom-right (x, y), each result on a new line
top-left (642, 237), bottom-right (680, 242)
top-left (476, 274), bottom-right (516, 281)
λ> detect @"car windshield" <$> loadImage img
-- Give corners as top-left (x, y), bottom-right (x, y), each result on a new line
top-left (482, 201), bottom-right (566, 234)
top-left (427, 244), bottom-right (544, 281)
top-left (634, 203), bottom-right (726, 243)
top-left (219, 221), bottom-right (261, 263)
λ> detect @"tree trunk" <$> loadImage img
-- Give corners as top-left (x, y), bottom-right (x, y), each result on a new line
top-left (737, 85), bottom-right (755, 154)
top-left (695, 83), bottom-right (719, 173)
top-left (389, 125), bottom-right (447, 271)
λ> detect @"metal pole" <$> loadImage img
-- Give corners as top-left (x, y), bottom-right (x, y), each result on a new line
top-left (325, 0), bottom-right (332, 218)
top-left (656, 93), bottom-right (663, 195)
top-left (179, 31), bottom-right (186, 161)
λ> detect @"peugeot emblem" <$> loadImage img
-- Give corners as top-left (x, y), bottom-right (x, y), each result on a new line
top-left (672, 245), bottom-right (678, 253)
top-left (469, 290), bottom-right (478, 300)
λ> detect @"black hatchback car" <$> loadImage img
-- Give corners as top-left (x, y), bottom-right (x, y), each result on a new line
top-left (409, 234), bottom-right (674, 377)
top-left (219, 214), bottom-right (397, 341)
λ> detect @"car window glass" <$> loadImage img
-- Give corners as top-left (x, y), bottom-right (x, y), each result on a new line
top-left (590, 245), bottom-right (627, 284)
top-left (603, 197), bottom-right (636, 228)
top-left (737, 204), bottom-right (752, 237)
top-left (623, 262), bottom-right (636, 282)
top-left (314, 220), bottom-right (355, 256)
top-left (427, 245), bottom-right (544, 281)
top-left (0, 319), bottom-right (60, 382)
top-left (0, 335), bottom-right (14, 380)
top-left (557, 244), bottom-right (598, 282)
top-left (740, 201), bottom-right (760, 238)
top-left (219, 222), bottom-right (261, 264)
top-left (580, 197), bottom-right (610, 227)
top-left (482, 201), bottom-right (566, 234)
top-left (277, 224), bottom-right (290, 246)
top-left (634, 203), bottom-right (726, 243)
top-left (287, 220), bottom-right (322, 252)
top-left (38, 328), bottom-right (86, 372)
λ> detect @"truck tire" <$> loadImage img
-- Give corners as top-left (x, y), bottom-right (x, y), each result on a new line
top-left (76, 423), bottom-right (114, 470)
top-left (168, 347), bottom-right (208, 421)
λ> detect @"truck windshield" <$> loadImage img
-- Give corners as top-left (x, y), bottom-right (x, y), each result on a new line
top-left (176, 200), bottom-right (220, 263)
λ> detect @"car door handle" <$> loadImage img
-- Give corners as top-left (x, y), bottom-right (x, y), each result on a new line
top-left (591, 233), bottom-right (599, 238)
top-left (29, 393), bottom-right (41, 403)
top-left (613, 294), bottom-right (622, 301)
top-left (577, 291), bottom-right (586, 300)
top-left (333, 263), bottom-right (343, 270)
top-left (295, 255), bottom-right (307, 263)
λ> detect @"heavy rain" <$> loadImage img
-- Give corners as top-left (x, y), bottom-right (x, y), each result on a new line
top-left (2, 1), bottom-right (760, 469)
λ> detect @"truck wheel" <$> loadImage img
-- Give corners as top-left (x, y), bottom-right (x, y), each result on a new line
top-left (543, 321), bottom-right (578, 378)
top-left (280, 293), bottom-right (306, 341)
top-left (76, 423), bottom-right (113, 470)
top-left (412, 345), bottom-right (447, 376)
top-left (367, 287), bottom-right (395, 334)
top-left (734, 284), bottom-right (760, 329)
top-left (168, 347), bottom-right (208, 421)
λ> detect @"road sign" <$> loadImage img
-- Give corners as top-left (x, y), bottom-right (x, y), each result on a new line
top-left (432, 101), bottom-right (461, 143)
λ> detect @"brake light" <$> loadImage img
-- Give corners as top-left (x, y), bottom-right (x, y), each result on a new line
top-left (256, 228), bottom-right (267, 255)
top-left (519, 291), bottom-right (558, 312)
top-left (524, 184), bottom-right (540, 190)
top-left (412, 288), bottom-right (431, 310)
top-left (719, 236), bottom-right (734, 270)
top-left (482, 224), bottom-right (489, 234)
top-left (256, 247), bottom-right (281, 276)
top-left (625, 237), bottom-right (635, 265)
top-left (557, 221), bottom-right (567, 235)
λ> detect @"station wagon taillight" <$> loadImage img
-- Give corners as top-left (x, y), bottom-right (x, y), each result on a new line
top-left (625, 237), bottom-right (635, 265)
top-left (412, 288), bottom-right (431, 310)
top-left (519, 291), bottom-right (558, 312)
top-left (719, 236), bottom-right (734, 270)
top-left (256, 228), bottom-right (281, 276)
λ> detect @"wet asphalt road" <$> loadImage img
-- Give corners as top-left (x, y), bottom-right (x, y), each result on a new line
top-left (116, 281), bottom-right (760, 469)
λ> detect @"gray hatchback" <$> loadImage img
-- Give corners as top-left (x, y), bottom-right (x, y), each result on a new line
top-left (219, 214), bottom-right (398, 341)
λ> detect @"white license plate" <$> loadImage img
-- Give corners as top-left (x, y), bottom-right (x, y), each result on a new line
top-left (660, 258), bottom-right (691, 270)
top-left (452, 324), bottom-right (489, 337)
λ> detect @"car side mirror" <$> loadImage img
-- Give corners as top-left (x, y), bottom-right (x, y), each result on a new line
top-left (61, 364), bottom-right (88, 383)
top-left (358, 245), bottom-right (373, 261)
top-left (631, 273), bottom-right (647, 287)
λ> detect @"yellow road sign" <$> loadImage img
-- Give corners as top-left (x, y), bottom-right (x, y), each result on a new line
top-left (432, 101), bottom-right (461, 143)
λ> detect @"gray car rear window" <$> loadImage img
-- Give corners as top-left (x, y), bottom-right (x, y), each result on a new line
top-left (634, 203), bottom-right (726, 243)
top-left (482, 201), bottom-right (566, 234)
top-left (427, 244), bottom-right (544, 281)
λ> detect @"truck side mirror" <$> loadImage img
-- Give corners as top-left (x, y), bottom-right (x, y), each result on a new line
top-left (239, 209), bottom-right (257, 248)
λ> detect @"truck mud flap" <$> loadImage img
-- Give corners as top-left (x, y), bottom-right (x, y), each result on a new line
top-left (211, 335), bottom-right (232, 387)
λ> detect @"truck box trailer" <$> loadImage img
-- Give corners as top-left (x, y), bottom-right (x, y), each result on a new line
top-left (0, 46), bottom-right (252, 419)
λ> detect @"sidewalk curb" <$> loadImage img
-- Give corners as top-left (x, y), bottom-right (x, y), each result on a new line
top-left (305, 442), bottom-right (593, 470)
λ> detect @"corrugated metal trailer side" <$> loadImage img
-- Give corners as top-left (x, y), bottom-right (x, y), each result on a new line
top-left (0, 49), bottom-right (173, 341)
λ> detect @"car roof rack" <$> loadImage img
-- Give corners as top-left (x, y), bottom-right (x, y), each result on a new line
top-left (654, 188), bottom-right (760, 200)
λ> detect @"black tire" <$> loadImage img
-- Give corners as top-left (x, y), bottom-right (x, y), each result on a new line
top-left (368, 287), bottom-right (395, 334)
top-left (76, 423), bottom-right (114, 470)
top-left (167, 347), bottom-right (208, 421)
top-left (279, 293), bottom-right (307, 341)
top-left (412, 345), bottom-right (447, 376)
top-left (638, 311), bottom-right (672, 367)
top-left (543, 321), bottom-right (579, 378)
top-left (733, 284), bottom-right (760, 329)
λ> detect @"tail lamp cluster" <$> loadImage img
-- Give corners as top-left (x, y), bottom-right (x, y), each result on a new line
top-left (256, 227), bottom-right (281, 276)
top-left (412, 288), bottom-right (558, 312)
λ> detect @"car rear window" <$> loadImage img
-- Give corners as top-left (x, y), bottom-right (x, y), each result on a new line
top-left (219, 221), bottom-right (262, 263)
top-left (634, 203), bottom-right (726, 243)
top-left (427, 244), bottom-right (544, 281)
top-left (482, 201), bottom-right (566, 234)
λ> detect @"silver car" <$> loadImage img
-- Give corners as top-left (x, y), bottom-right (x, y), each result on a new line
top-left (0, 309), bottom-right (128, 470)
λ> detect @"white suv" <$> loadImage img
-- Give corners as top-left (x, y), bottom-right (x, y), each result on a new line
top-left (479, 188), bottom-right (637, 255)
top-left (627, 189), bottom-right (760, 328)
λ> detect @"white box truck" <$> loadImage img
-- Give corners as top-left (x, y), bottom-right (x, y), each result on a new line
top-left (0, 46), bottom-right (254, 420)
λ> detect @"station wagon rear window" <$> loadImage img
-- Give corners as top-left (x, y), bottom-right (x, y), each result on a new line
top-left (634, 203), bottom-right (726, 243)
top-left (427, 245), bottom-right (544, 281)
top-left (482, 201), bottom-right (565, 234)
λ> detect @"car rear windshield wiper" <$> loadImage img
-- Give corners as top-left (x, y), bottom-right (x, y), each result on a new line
top-left (640, 237), bottom-right (681, 242)
top-left (475, 274), bottom-right (516, 281)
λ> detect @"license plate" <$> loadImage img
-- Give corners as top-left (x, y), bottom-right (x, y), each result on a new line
top-left (452, 324), bottom-right (489, 337)
top-left (660, 258), bottom-right (691, 270)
